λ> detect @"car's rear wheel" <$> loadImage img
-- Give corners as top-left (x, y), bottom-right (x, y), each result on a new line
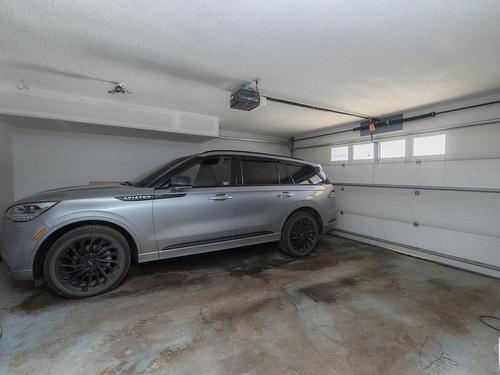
top-left (44, 225), bottom-right (130, 298)
top-left (280, 211), bottom-right (319, 257)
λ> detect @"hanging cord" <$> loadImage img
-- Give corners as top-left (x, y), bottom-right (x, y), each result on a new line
top-left (368, 119), bottom-right (377, 142)
top-left (478, 316), bottom-right (500, 331)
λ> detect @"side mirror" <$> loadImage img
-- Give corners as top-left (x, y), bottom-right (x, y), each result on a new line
top-left (171, 175), bottom-right (192, 189)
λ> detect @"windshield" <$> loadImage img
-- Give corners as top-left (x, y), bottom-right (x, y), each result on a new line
top-left (127, 155), bottom-right (193, 187)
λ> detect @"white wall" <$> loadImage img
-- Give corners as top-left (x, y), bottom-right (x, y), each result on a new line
top-left (296, 93), bottom-right (500, 278)
top-left (6, 118), bottom-right (289, 200)
top-left (0, 120), bottom-right (13, 228)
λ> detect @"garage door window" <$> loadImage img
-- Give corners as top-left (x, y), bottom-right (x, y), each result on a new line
top-left (413, 134), bottom-right (446, 156)
top-left (353, 143), bottom-right (374, 160)
top-left (331, 146), bottom-right (348, 161)
top-left (242, 158), bottom-right (279, 185)
top-left (380, 139), bottom-right (406, 158)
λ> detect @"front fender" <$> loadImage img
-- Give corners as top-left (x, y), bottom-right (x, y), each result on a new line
top-left (32, 202), bottom-right (158, 269)
top-left (40, 212), bottom-right (144, 253)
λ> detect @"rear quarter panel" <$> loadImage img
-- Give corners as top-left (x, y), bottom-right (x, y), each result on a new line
top-left (280, 184), bottom-right (336, 229)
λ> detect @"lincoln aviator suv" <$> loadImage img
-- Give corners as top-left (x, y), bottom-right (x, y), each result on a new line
top-left (1, 151), bottom-right (336, 297)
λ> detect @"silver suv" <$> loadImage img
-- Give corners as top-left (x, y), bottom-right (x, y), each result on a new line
top-left (1, 150), bottom-right (335, 297)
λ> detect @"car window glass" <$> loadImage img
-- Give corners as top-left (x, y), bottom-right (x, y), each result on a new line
top-left (130, 155), bottom-right (192, 187)
top-left (242, 158), bottom-right (279, 185)
top-left (176, 156), bottom-right (232, 187)
top-left (278, 163), bottom-right (293, 184)
top-left (181, 163), bottom-right (200, 183)
top-left (285, 163), bottom-right (324, 185)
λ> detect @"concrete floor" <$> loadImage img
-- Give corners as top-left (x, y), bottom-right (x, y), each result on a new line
top-left (0, 235), bottom-right (499, 375)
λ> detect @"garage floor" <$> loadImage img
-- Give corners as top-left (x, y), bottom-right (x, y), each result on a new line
top-left (1, 235), bottom-right (499, 375)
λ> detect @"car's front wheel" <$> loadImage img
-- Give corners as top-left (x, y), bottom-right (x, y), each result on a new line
top-left (279, 211), bottom-right (320, 257)
top-left (44, 225), bottom-right (131, 298)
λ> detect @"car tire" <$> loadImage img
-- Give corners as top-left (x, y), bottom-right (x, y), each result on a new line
top-left (44, 225), bottom-right (131, 298)
top-left (279, 211), bottom-right (319, 257)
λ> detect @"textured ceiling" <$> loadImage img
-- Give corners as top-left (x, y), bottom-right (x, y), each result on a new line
top-left (1, 0), bottom-right (500, 136)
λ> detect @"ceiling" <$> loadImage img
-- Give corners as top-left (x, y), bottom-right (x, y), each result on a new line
top-left (1, 1), bottom-right (500, 136)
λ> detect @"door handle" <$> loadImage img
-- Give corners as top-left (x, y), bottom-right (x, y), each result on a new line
top-left (276, 192), bottom-right (294, 198)
top-left (209, 194), bottom-right (232, 201)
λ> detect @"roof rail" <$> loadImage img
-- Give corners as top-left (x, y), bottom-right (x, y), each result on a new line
top-left (198, 149), bottom-right (303, 161)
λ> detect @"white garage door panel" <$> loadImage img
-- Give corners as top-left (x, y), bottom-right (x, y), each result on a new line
top-left (325, 158), bottom-right (500, 188)
top-left (447, 125), bottom-right (500, 160)
top-left (326, 165), bottom-right (374, 183)
top-left (335, 188), bottom-right (500, 237)
top-left (334, 188), bottom-right (418, 223)
top-left (416, 226), bottom-right (500, 268)
top-left (299, 113), bottom-right (500, 276)
top-left (335, 213), bottom-right (418, 248)
top-left (403, 159), bottom-right (500, 188)
top-left (336, 213), bottom-right (500, 269)
top-left (416, 190), bottom-right (500, 236)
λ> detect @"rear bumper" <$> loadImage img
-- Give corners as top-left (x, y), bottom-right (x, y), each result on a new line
top-left (323, 217), bottom-right (336, 233)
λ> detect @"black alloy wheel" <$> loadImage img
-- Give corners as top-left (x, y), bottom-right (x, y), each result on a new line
top-left (280, 211), bottom-right (319, 257)
top-left (289, 217), bottom-right (317, 254)
top-left (44, 225), bottom-right (130, 298)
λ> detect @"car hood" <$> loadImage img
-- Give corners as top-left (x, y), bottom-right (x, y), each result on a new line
top-left (13, 184), bottom-right (152, 204)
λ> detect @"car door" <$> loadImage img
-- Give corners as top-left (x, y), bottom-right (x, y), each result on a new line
top-left (235, 157), bottom-right (292, 246)
top-left (235, 158), bottom-right (329, 247)
top-left (153, 155), bottom-right (238, 258)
